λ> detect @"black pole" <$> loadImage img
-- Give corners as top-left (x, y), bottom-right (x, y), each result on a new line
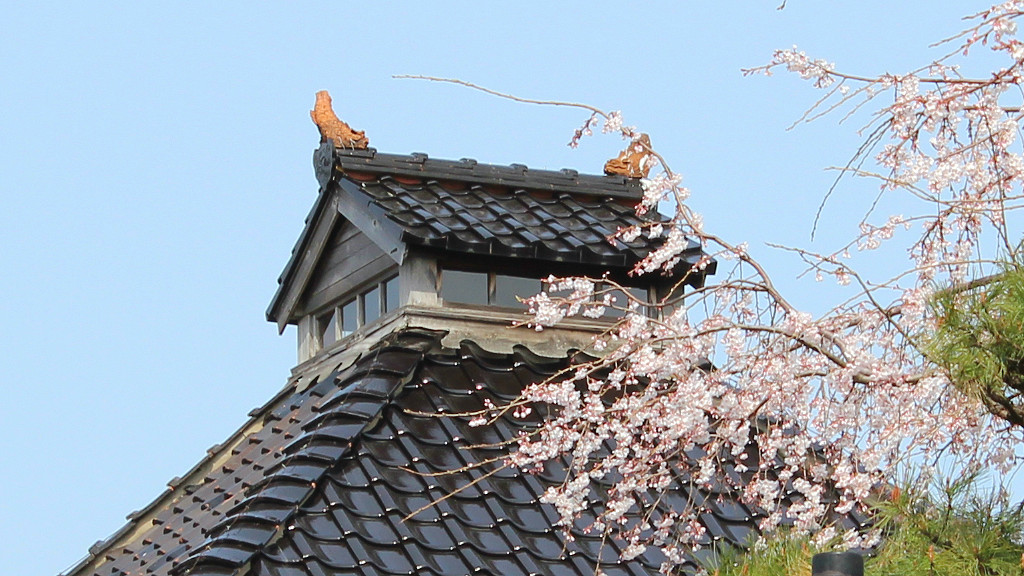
top-left (812, 552), bottom-right (864, 576)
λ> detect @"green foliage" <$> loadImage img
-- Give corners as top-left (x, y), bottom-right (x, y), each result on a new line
top-left (926, 261), bottom-right (1024, 426)
top-left (700, 531), bottom-right (817, 576)
top-left (701, 475), bottom-right (1024, 576)
top-left (868, 474), bottom-right (1024, 576)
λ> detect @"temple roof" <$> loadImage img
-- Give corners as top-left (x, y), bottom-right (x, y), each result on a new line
top-left (64, 147), bottom-right (860, 576)
top-left (65, 329), bottom-right (866, 576)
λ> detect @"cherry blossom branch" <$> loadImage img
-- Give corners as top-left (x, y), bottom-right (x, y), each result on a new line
top-left (405, 6), bottom-right (1024, 563)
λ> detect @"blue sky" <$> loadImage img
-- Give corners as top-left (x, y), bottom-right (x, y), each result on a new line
top-left (0, 2), bottom-right (1003, 574)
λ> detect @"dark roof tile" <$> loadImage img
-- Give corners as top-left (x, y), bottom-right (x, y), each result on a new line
top-left (73, 327), bottom-right (864, 576)
top-left (182, 544), bottom-right (253, 568)
top-left (318, 146), bottom-right (707, 281)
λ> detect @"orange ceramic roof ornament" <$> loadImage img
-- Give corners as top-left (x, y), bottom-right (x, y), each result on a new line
top-left (310, 90), bottom-right (369, 149)
top-left (604, 133), bottom-right (653, 179)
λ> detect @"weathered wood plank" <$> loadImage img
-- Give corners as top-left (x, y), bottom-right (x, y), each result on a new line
top-left (301, 253), bottom-right (395, 314)
top-left (400, 253), bottom-right (439, 307)
top-left (300, 221), bottom-right (392, 304)
top-left (319, 227), bottom-right (375, 274)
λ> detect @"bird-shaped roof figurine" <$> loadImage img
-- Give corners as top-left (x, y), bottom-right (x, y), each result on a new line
top-left (311, 90), bottom-right (369, 149)
top-left (604, 133), bottom-right (654, 179)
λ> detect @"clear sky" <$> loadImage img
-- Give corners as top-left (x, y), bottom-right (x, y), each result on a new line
top-left (0, 2), bottom-right (1003, 574)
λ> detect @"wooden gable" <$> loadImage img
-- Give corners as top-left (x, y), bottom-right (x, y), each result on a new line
top-left (297, 218), bottom-right (394, 318)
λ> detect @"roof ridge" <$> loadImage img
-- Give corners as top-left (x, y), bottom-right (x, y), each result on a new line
top-left (323, 142), bottom-right (645, 200)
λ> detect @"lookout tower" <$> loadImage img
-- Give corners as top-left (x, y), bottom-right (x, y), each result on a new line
top-left (267, 141), bottom-right (710, 366)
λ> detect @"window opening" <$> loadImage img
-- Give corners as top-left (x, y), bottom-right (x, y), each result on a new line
top-left (362, 285), bottom-right (381, 325)
top-left (601, 285), bottom-right (650, 318)
top-left (441, 269), bottom-right (550, 308)
top-left (494, 275), bottom-right (541, 308)
top-left (318, 310), bottom-right (339, 347)
top-left (318, 275), bottom-right (398, 348)
top-left (384, 276), bottom-right (399, 313)
top-left (441, 270), bottom-right (488, 305)
top-left (439, 268), bottom-right (651, 316)
top-left (341, 298), bottom-right (358, 336)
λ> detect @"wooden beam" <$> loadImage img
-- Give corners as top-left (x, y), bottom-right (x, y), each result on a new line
top-left (399, 252), bottom-right (439, 307)
top-left (335, 178), bottom-right (406, 264)
top-left (274, 193), bottom-right (341, 332)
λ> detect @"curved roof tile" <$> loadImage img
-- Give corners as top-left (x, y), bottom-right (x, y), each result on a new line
top-left (325, 146), bottom-right (705, 276)
top-left (69, 328), bottom-right (867, 576)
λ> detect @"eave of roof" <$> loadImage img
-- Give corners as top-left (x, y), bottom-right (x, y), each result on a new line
top-left (265, 183), bottom-right (339, 330)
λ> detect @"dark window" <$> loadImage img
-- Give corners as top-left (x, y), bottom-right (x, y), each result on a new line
top-left (362, 285), bottom-right (381, 325)
top-left (602, 286), bottom-right (649, 318)
top-left (384, 276), bottom-right (399, 313)
top-left (319, 310), bottom-right (338, 347)
top-left (439, 268), bottom-right (649, 317)
top-left (494, 275), bottom-right (541, 308)
top-left (341, 299), bottom-right (358, 336)
top-left (311, 276), bottom-right (402, 358)
top-left (441, 270), bottom-right (488, 305)
top-left (321, 276), bottom-right (399, 347)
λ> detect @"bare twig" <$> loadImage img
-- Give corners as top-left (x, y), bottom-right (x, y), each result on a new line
top-left (394, 75), bottom-right (608, 117)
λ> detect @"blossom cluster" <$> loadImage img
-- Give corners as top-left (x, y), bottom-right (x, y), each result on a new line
top-left (769, 46), bottom-right (836, 89)
top-left (504, 4), bottom-right (1024, 573)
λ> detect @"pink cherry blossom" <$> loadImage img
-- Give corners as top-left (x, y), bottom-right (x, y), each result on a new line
top-left (509, 3), bottom-right (1024, 572)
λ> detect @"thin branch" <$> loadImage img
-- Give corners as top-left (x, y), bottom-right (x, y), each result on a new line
top-left (394, 75), bottom-right (608, 117)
